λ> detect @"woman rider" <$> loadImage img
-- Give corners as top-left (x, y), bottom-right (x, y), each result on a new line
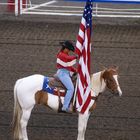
top-left (56, 40), bottom-right (77, 113)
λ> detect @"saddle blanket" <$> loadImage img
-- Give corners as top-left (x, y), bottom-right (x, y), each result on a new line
top-left (42, 77), bottom-right (54, 94)
top-left (42, 77), bottom-right (66, 97)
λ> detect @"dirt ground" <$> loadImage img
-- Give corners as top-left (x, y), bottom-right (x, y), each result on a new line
top-left (0, 13), bottom-right (140, 140)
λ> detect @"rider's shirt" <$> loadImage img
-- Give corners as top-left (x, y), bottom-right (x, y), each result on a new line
top-left (56, 51), bottom-right (77, 72)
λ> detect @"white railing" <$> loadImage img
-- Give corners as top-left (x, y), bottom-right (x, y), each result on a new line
top-left (3, 0), bottom-right (140, 18)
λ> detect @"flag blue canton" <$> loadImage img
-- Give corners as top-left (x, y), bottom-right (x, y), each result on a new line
top-left (83, 0), bottom-right (92, 30)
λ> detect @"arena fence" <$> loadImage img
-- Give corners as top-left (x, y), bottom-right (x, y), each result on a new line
top-left (1, 0), bottom-right (140, 18)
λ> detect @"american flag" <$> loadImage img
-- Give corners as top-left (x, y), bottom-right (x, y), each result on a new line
top-left (75, 0), bottom-right (93, 113)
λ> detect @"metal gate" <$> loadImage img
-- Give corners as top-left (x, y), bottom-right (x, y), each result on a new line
top-left (13, 0), bottom-right (140, 18)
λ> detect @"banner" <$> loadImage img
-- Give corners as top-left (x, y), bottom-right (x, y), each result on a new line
top-left (65, 0), bottom-right (140, 4)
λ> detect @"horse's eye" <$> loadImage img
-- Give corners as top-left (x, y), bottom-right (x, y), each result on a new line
top-left (109, 79), bottom-right (113, 82)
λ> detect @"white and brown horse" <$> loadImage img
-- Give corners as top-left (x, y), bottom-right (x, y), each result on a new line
top-left (12, 67), bottom-right (122, 140)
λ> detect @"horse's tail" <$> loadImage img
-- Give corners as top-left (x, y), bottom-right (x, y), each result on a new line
top-left (12, 79), bottom-right (22, 140)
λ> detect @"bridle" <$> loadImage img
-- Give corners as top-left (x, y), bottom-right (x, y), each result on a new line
top-left (105, 75), bottom-right (119, 96)
top-left (90, 86), bottom-right (102, 101)
top-left (103, 71), bottom-right (120, 102)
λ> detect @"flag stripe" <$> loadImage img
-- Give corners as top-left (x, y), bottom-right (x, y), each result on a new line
top-left (79, 29), bottom-right (85, 40)
top-left (80, 93), bottom-right (91, 113)
top-left (80, 22), bottom-right (85, 33)
top-left (77, 87), bottom-right (82, 105)
top-left (77, 35), bottom-right (84, 46)
top-left (78, 65), bottom-right (85, 87)
top-left (75, 41), bottom-right (82, 55)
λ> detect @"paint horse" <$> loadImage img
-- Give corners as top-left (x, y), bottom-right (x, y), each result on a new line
top-left (12, 67), bottom-right (122, 140)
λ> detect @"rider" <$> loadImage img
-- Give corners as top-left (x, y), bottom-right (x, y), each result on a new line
top-left (56, 40), bottom-right (77, 113)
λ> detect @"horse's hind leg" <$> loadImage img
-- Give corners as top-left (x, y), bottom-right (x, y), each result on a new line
top-left (20, 107), bottom-right (33, 140)
top-left (77, 112), bottom-right (90, 140)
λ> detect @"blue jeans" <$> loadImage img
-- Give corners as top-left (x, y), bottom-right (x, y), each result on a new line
top-left (57, 69), bottom-right (74, 110)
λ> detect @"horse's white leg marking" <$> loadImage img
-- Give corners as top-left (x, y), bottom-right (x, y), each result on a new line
top-left (20, 107), bottom-right (33, 140)
top-left (77, 112), bottom-right (90, 140)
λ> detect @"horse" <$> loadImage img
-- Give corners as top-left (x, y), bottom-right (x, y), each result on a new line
top-left (12, 67), bottom-right (122, 140)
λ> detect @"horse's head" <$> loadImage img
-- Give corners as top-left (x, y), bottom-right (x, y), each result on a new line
top-left (102, 67), bottom-right (122, 96)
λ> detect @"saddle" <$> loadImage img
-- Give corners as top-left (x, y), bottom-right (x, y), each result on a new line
top-left (48, 73), bottom-right (77, 96)
top-left (41, 73), bottom-right (77, 113)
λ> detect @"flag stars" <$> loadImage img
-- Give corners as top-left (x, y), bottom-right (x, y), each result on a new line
top-left (83, 1), bottom-right (92, 27)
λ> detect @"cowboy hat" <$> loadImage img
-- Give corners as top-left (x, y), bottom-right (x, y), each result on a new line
top-left (60, 40), bottom-right (75, 52)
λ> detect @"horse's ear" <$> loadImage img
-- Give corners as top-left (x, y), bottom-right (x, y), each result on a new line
top-left (115, 66), bottom-right (119, 71)
top-left (101, 65), bottom-right (107, 71)
top-left (111, 65), bottom-right (119, 71)
top-left (113, 65), bottom-right (119, 71)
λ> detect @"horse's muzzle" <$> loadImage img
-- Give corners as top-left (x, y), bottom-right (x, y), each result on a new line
top-left (110, 88), bottom-right (122, 97)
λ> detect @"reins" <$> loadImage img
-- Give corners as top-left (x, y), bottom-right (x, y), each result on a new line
top-left (91, 92), bottom-right (102, 101)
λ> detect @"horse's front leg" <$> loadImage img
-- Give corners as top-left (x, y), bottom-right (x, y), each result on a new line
top-left (77, 112), bottom-right (90, 140)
